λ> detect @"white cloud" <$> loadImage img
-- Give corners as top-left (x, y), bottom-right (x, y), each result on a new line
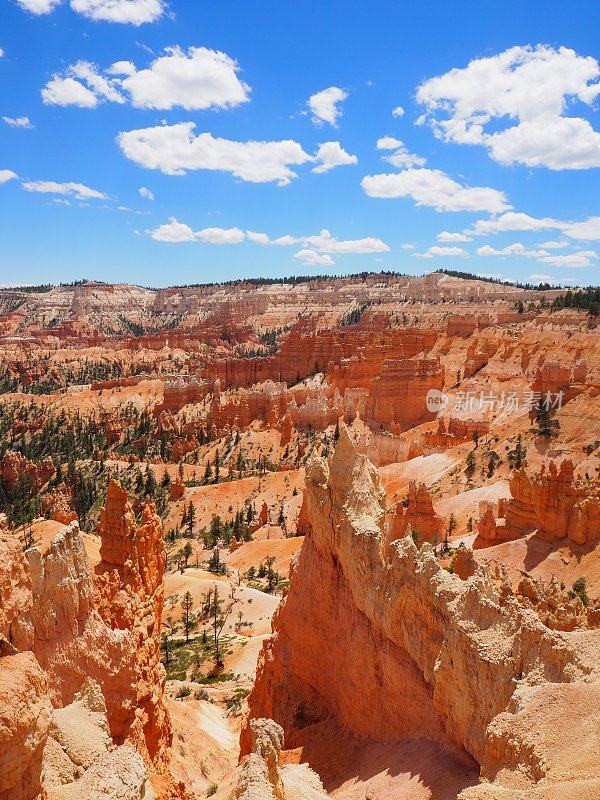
top-left (0, 48), bottom-right (4, 58)
top-left (21, 180), bottom-right (108, 200)
top-left (197, 227), bottom-right (245, 245)
top-left (138, 186), bottom-right (154, 200)
top-left (17, 0), bottom-right (164, 22)
top-left (117, 122), bottom-right (313, 185)
top-left (392, 106), bottom-right (404, 118)
top-left (361, 167), bottom-right (510, 213)
top-left (475, 239), bottom-right (597, 268)
top-left (152, 223), bottom-right (387, 255)
top-left (16, 0), bottom-right (61, 14)
top-left (384, 142), bottom-right (426, 169)
top-left (539, 251), bottom-right (596, 268)
top-left (401, 243), bottom-right (415, 250)
top-left (151, 218), bottom-right (196, 242)
top-left (561, 217), bottom-right (600, 241)
top-left (308, 86), bottom-right (348, 127)
top-left (69, 61), bottom-right (126, 103)
top-left (470, 212), bottom-right (600, 241)
top-left (539, 240), bottom-right (568, 249)
top-left (42, 76), bottom-right (99, 108)
top-left (0, 170), bottom-right (18, 185)
top-left (414, 245), bottom-right (468, 259)
top-left (529, 273), bottom-right (556, 282)
top-left (377, 136), bottom-right (402, 150)
top-left (150, 220), bottom-right (246, 244)
top-left (436, 231), bottom-right (472, 242)
top-left (107, 60), bottom-right (137, 76)
top-left (376, 137), bottom-right (425, 167)
top-left (43, 48), bottom-right (250, 112)
top-left (69, 0), bottom-right (164, 25)
top-left (246, 231), bottom-right (270, 245)
top-left (293, 249), bottom-right (334, 266)
top-left (476, 243), bottom-right (551, 258)
top-left (301, 229), bottom-right (388, 255)
top-left (417, 45), bottom-right (600, 170)
top-left (312, 141), bottom-right (357, 173)
top-left (2, 116), bottom-right (33, 129)
top-left (120, 46), bottom-right (250, 110)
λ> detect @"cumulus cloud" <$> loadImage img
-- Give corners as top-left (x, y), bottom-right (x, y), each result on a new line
top-left (361, 167), bottom-right (510, 213)
top-left (138, 186), bottom-right (154, 200)
top-left (392, 106), bottom-right (404, 118)
top-left (436, 231), bottom-right (472, 242)
top-left (150, 218), bottom-right (196, 242)
top-left (529, 273), bottom-right (557, 282)
top-left (376, 136), bottom-right (402, 150)
top-left (117, 123), bottom-right (313, 185)
top-left (70, 0), bottom-right (164, 25)
top-left (16, 0), bottom-right (61, 14)
top-left (197, 227), bottom-right (245, 244)
top-left (150, 220), bottom-right (246, 244)
top-left (301, 229), bottom-right (388, 254)
top-left (539, 251), bottom-right (597, 268)
top-left (0, 170), bottom-right (18, 185)
top-left (470, 211), bottom-right (600, 241)
top-left (376, 136), bottom-right (425, 167)
top-left (21, 180), bottom-right (108, 200)
top-left (312, 141), bottom-right (357, 173)
top-left (17, 0), bottom-right (164, 22)
top-left (308, 86), bottom-right (348, 126)
top-left (384, 143), bottom-right (426, 169)
top-left (475, 239), bottom-right (597, 268)
top-left (42, 76), bottom-right (99, 107)
top-left (414, 245), bottom-right (468, 259)
top-left (293, 249), bottom-right (334, 266)
top-left (42, 47), bottom-right (250, 112)
top-left (151, 222), bottom-right (388, 256)
top-left (2, 115), bottom-right (33, 128)
top-left (416, 45), bottom-right (600, 169)
top-left (476, 242), bottom-right (549, 258)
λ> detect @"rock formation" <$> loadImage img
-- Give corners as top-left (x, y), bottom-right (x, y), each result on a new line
top-left (387, 480), bottom-right (445, 544)
top-left (95, 480), bottom-right (171, 768)
top-left (0, 483), bottom-right (186, 799)
top-left (233, 718), bottom-right (327, 800)
top-left (1, 449), bottom-right (54, 493)
top-left (476, 460), bottom-right (600, 547)
top-left (245, 428), bottom-right (600, 798)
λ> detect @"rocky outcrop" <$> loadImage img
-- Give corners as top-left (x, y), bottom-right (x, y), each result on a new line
top-left (43, 678), bottom-right (151, 800)
top-left (245, 428), bottom-right (600, 798)
top-left (1, 449), bottom-right (54, 493)
top-left (95, 481), bottom-right (171, 768)
top-left (0, 485), bottom-right (184, 800)
top-left (364, 357), bottom-right (444, 432)
top-left (477, 460), bottom-right (600, 547)
top-left (0, 651), bottom-right (52, 800)
top-left (235, 718), bottom-right (327, 800)
top-left (387, 480), bottom-right (445, 544)
top-left (41, 483), bottom-right (77, 525)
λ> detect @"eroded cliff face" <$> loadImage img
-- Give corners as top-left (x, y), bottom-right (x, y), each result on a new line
top-left (0, 483), bottom-right (184, 800)
top-left (245, 428), bottom-right (600, 798)
top-left (95, 481), bottom-right (171, 768)
top-left (476, 460), bottom-right (600, 547)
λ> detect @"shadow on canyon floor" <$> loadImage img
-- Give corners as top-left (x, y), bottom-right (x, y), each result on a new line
top-left (285, 720), bottom-right (479, 800)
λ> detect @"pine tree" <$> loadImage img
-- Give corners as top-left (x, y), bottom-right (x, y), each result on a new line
top-left (532, 399), bottom-right (560, 438)
top-left (181, 590), bottom-right (195, 643)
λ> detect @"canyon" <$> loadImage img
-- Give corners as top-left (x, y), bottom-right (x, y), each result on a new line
top-left (0, 272), bottom-right (599, 800)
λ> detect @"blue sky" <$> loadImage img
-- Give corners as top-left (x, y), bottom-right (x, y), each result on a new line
top-left (1, 0), bottom-right (600, 287)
